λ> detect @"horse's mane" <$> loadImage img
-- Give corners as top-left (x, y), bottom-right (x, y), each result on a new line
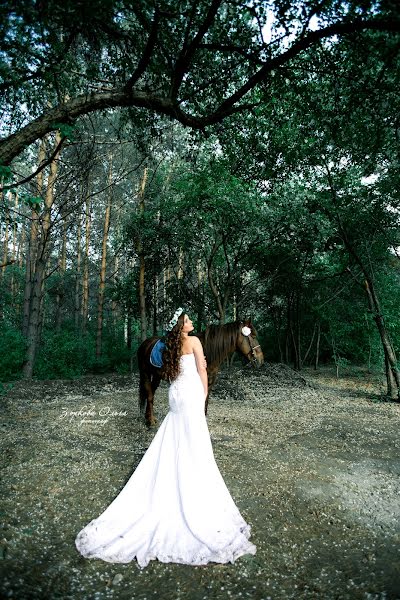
top-left (197, 321), bottom-right (240, 366)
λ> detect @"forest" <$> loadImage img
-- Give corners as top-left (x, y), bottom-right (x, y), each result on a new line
top-left (1, 0), bottom-right (399, 399)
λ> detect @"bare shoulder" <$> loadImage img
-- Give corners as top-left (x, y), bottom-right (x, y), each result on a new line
top-left (189, 336), bottom-right (203, 351)
top-left (190, 335), bottom-right (206, 370)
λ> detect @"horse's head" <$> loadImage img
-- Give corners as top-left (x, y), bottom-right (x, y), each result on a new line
top-left (237, 319), bottom-right (264, 367)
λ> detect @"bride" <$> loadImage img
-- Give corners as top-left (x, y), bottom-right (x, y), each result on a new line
top-left (75, 308), bottom-right (256, 569)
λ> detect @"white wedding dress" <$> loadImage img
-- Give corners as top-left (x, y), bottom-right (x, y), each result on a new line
top-left (75, 353), bottom-right (256, 569)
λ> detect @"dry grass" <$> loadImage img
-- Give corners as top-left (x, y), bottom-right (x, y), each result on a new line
top-left (1, 363), bottom-right (399, 599)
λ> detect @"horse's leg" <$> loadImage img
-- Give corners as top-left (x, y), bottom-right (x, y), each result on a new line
top-left (148, 371), bottom-right (161, 425)
top-left (140, 372), bottom-right (157, 427)
top-left (151, 372), bottom-right (161, 396)
top-left (205, 370), bottom-right (217, 416)
top-left (146, 374), bottom-right (158, 427)
top-left (205, 392), bottom-right (209, 416)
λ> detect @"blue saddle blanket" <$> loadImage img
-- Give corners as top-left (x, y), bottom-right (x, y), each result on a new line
top-left (150, 339), bottom-right (166, 368)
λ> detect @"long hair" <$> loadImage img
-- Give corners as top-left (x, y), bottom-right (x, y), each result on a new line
top-left (160, 313), bottom-right (185, 381)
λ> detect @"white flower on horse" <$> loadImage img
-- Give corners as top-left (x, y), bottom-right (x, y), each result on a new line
top-left (241, 326), bottom-right (251, 337)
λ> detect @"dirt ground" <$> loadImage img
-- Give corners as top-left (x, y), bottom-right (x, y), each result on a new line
top-left (1, 363), bottom-right (399, 600)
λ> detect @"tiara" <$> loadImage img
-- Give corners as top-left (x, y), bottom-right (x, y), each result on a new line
top-left (166, 307), bottom-right (184, 331)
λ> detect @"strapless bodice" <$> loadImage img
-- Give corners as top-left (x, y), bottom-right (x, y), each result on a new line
top-left (168, 353), bottom-right (204, 414)
top-left (179, 353), bottom-right (197, 374)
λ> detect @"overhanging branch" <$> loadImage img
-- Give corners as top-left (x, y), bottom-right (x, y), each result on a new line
top-left (1, 16), bottom-right (399, 165)
top-left (124, 7), bottom-right (161, 91)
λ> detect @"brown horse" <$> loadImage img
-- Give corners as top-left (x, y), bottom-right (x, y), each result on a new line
top-left (137, 319), bottom-right (264, 427)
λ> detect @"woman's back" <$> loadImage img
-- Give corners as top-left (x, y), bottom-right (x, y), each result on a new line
top-left (168, 353), bottom-right (205, 416)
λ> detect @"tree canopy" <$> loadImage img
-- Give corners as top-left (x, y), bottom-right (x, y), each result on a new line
top-left (1, 0), bottom-right (400, 165)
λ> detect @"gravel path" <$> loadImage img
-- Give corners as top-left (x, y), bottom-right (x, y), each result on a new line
top-left (1, 364), bottom-right (399, 600)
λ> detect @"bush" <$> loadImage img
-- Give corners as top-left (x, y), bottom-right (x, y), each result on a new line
top-left (90, 354), bottom-right (111, 374)
top-left (33, 330), bottom-right (96, 379)
top-left (100, 329), bottom-right (133, 373)
top-left (0, 327), bottom-right (27, 382)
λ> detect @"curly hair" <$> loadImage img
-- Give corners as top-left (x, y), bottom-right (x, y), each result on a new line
top-left (160, 313), bottom-right (185, 381)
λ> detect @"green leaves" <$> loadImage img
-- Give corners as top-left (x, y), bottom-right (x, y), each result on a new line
top-left (21, 195), bottom-right (42, 210)
top-left (0, 164), bottom-right (12, 183)
top-left (50, 122), bottom-right (76, 141)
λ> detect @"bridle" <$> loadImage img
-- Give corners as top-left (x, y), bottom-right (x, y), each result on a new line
top-left (241, 328), bottom-right (261, 366)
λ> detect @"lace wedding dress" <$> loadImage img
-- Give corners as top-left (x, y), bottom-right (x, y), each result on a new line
top-left (75, 353), bottom-right (256, 569)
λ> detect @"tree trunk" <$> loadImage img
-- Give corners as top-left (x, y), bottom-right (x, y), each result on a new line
top-left (126, 307), bottom-right (132, 350)
top-left (161, 264), bottom-right (173, 329)
top-left (272, 308), bottom-right (284, 363)
top-left (162, 267), bottom-right (168, 326)
top-left (314, 322), bottom-right (320, 370)
top-left (207, 240), bottom-right (225, 323)
top-left (364, 278), bottom-right (400, 400)
top-left (340, 219), bottom-right (399, 399)
top-left (74, 213), bottom-right (82, 330)
top-left (127, 306), bottom-right (134, 372)
top-left (138, 255), bottom-right (146, 340)
top-left (23, 132), bottom-right (62, 377)
top-left (290, 323), bottom-right (300, 371)
top-left (137, 167), bottom-right (148, 342)
top-left (285, 293), bottom-right (293, 364)
top-left (96, 160), bottom-right (113, 358)
top-left (81, 187), bottom-right (91, 333)
top-left (303, 322), bottom-right (316, 365)
top-left (37, 260), bottom-right (50, 344)
top-left (10, 192), bottom-right (18, 304)
top-left (178, 248), bottom-right (184, 280)
top-left (232, 294), bottom-right (237, 322)
top-left (17, 217), bottom-right (25, 269)
top-left (153, 272), bottom-right (158, 336)
top-left (1, 192), bottom-right (10, 280)
top-left (196, 259), bottom-right (204, 331)
top-left (22, 137), bottom-right (46, 336)
top-left (111, 254), bottom-right (119, 332)
top-left (22, 257), bottom-right (47, 377)
top-left (384, 353), bottom-right (396, 398)
top-left (288, 289), bottom-right (302, 370)
top-left (22, 207), bottom-right (39, 336)
top-left (55, 209), bottom-right (67, 331)
top-left (296, 291), bottom-right (302, 370)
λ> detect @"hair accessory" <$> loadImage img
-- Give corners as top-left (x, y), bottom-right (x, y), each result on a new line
top-left (166, 307), bottom-right (184, 331)
top-left (241, 326), bottom-right (251, 337)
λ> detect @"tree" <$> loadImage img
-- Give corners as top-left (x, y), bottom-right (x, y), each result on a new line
top-left (1, 1), bottom-right (400, 166)
top-left (212, 26), bottom-right (400, 388)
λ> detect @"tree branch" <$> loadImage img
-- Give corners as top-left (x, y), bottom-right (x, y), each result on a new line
top-left (0, 259), bottom-right (16, 269)
top-left (124, 7), bottom-right (161, 91)
top-left (197, 42), bottom-right (266, 65)
top-left (1, 136), bottom-right (66, 192)
top-left (209, 18), bottom-right (400, 122)
top-left (1, 17), bottom-right (399, 165)
top-left (170, 0), bottom-right (224, 99)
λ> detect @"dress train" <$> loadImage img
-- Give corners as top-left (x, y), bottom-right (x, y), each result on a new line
top-left (75, 354), bottom-right (256, 568)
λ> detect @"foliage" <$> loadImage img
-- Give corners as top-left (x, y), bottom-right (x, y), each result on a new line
top-left (32, 323), bottom-right (139, 378)
top-left (0, 326), bottom-right (27, 382)
top-left (1, 9), bottom-right (400, 383)
top-left (1, 0), bottom-right (399, 164)
top-left (0, 164), bottom-right (12, 182)
top-left (33, 329), bottom-right (97, 379)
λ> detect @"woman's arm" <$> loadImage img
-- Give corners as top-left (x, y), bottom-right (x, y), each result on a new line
top-left (192, 337), bottom-right (208, 397)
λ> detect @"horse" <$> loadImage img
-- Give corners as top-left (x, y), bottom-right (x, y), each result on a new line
top-left (137, 319), bottom-right (264, 427)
